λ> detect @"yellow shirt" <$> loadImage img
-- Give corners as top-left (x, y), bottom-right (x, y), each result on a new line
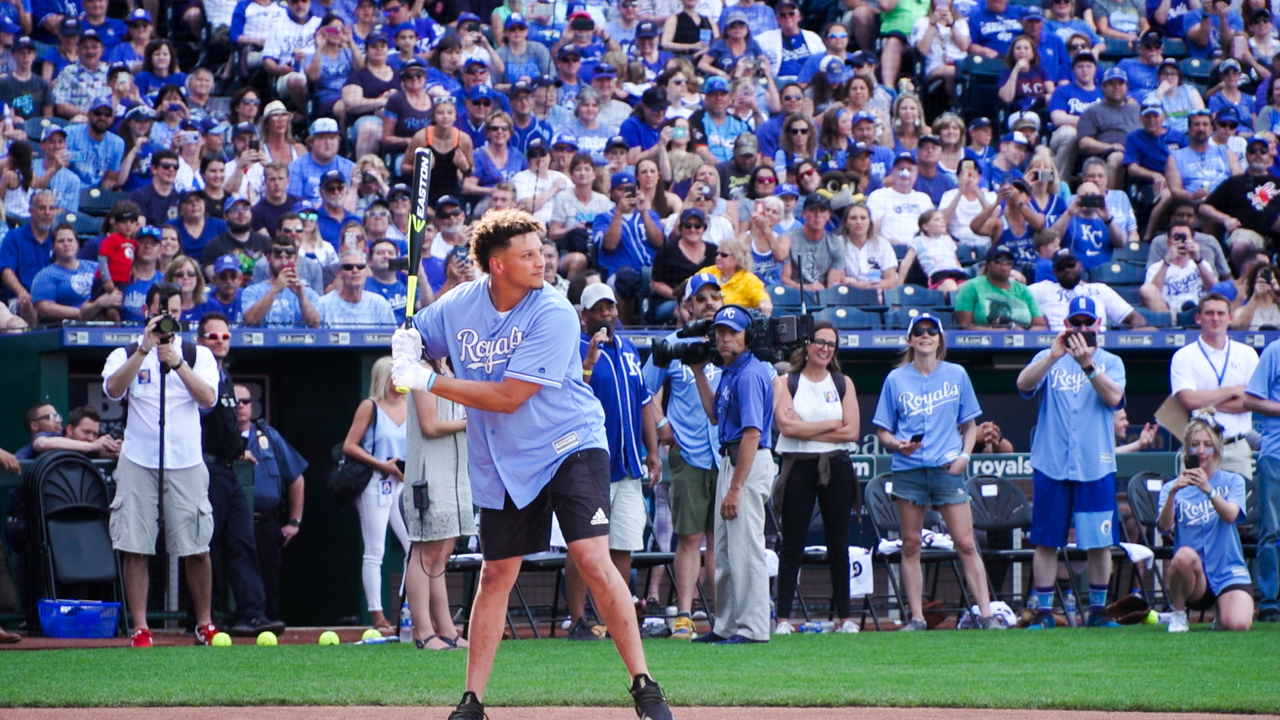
top-left (697, 266), bottom-right (769, 309)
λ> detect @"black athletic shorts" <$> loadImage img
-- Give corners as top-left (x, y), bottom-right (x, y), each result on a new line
top-left (478, 448), bottom-right (611, 560)
top-left (1187, 582), bottom-right (1253, 612)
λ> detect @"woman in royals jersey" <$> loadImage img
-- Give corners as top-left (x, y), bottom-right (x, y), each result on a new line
top-left (872, 312), bottom-right (1005, 631)
top-left (1157, 418), bottom-right (1255, 632)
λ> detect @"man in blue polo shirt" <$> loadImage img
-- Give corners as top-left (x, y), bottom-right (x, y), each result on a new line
top-left (1125, 100), bottom-right (1186, 191)
top-left (1116, 30), bottom-right (1163, 100)
top-left (1016, 296), bottom-right (1126, 628)
top-left (1048, 52), bottom-right (1102, 177)
top-left (968, 0), bottom-right (1026, 58)
top-left (0, 189), bottom-right (57, 326)
top-left (620, 87), bottom-right (668, 166)
top-left (688, 304), bottom-right (776, 644)
top-left (564, 283), bottom-right (660, 639)
top-left (642, 273), bottom-right (723, 639)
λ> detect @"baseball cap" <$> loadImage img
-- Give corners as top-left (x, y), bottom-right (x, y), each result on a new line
top-left (387, 183), bottom-right (411, 200)
top-left (774, 183), bottom-right (800, 198)
top-left (967, 116), bottom-right (992, 132)
top-left (1000, 131), bottom-right (1029, 147)
top-left (776, 0), bottom-right (799, 9)
top-left (1158, 57), bottom-right (1180, 72)
top-left (126, 7), bottom-right (153, 23)
top-left (1141, 99), bottom-right (1164, 115)
top-left (605, 135), bottom-right (629, 151)
top-left (1067, 296), bottom-right (1099, 322)
top-left (1072, 52), bottom-right (1098, 66)
top-left (510, 79), bottom-right (536, 95)
top-left (1221, 58), bottom-right (1242, 73)
top-left (223, 195), bottom-right (251, 213)
top-left (456, 11), bottom-right (482, 24)
top-left (398, 57), bottom-right (426, 75)
top-left (680, 207), bottom-right (707, 226)
top-left (711, 305), bottom-right (751, 333)
top-left (41, 125), bottom-right (67, 141)
top-left (125, 105), bottom-right (155, 120)
top-left (89, 96), bottom-right (113, 112)
top-left (636, 21), bottom-right (659, 39)
top-left (569, 12), bottom-right (595, 30)
top-left (852, 110), bottom-right (876, 125)
top-left (848, 50), bottom-right (877, 67)
top-left (59, 17), bottom-right (81, 35)
top-left (1215, 107), bottom-right (1240, 123)
top-left (985, 244), bottom-right (1016, 262)
top-left (234, 121), bottom-right (259, 136)
top-left (199, 117), bottom-right (229, 136)
top-left (611, 171), bottom-right (637, 189)
top-left (556, 45), bottom-right (582, 61)
top-left (79, 27), bottom-right (102, 43)
top-left (1102, 67), bottom-right (1128, 83)
top-left (684, 271), bottom-right (721, 301)
top-left (466, 84), bottom-right (496, 102)
top-left (1021, 4), bottom-right (1045, 19)
top-left (735, 133), bottom-right (758, 155)
top-left (641, 86), bottom-right (669, 110)
top-left (12, 36), bottom-right (34, 51)
top-left (703, 76), bottom-right (729, 94)
top-left (463, 56), bottom-right (489, 70)
top-left (804, 193), bottom-right (831, 210)
top-left (1052, 248), bottom-right (1080, 269)
top-left (917, 134), bottom-right (941, 146)
top-left (849, 141), bottom-right (873, 157)
top-left (893, 151), bottom-right (917, 166)
top-left (1248, 136), bottom-right (1270, 151)
top-left (213, 255), bottom-right (241, 275)
top-left (580, 283), bottom-right (617, 310)
top-left (137, 225), bottom-right (162, 241)
top-left (723, 9), bottom-right (749, 27)
top-left (526, 136), bottom-right (550, 155)
top-left (505, 12), bottom-right (528, 28)
top-left (310, 117), bottom-right (340, 135)
top-left (320, 169), bottom-right (346, 187)
top-left (592, 62), bottom-right (617, 80)
top-left (822, 55), bottom-right (852, 85)
top-left (435, 194), bottom-right (461, 210)
top-left (0, 16), bottom-right (19, 35)
top-left (551, 132), bottom-right (578, 149)
top-left (1138, 30), bottom-right (1163, 47)
top-left (906, 312), bottom-right (944, 337)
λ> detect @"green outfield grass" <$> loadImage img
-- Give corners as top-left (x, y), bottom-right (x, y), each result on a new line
top-left (2, 625), bottom-right (1279, 711)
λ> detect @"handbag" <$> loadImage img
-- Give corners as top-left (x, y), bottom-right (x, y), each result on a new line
top-left (327, 398), bottom-right (378, 508)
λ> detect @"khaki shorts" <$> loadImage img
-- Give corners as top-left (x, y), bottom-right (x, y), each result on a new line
top-left (109, 455), bottom-right (213, 557)
top-left (1228, 228), bottom-right (1266, 251)
top-left (609, 477), bottom-right (646, 552)
top-left (669, 445), bottom-right (718, 536)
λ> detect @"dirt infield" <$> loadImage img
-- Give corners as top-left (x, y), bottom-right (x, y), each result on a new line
top-left (1, 708), bottom-right (1276, 720)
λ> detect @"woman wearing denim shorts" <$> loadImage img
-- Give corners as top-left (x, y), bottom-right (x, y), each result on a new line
top-left (871, 312), bottom-right (1006, 631)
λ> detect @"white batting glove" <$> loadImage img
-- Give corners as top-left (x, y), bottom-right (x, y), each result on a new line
top-left (392, 356), bottom-right (436, 393)
top-left (391, 327), bottom-right (422, 362)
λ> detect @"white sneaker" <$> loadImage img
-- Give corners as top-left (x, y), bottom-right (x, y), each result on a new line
top-left (773, 620), bottom-right (795, 635)
top-left (836, 620), bottom-right (860, 634)
top-left (1168, 610), bottom-right (1189, 633)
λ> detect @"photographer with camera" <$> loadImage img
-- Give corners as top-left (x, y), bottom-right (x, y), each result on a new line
top-left (687, 305), bottom-right (776, 644)
top-left (642, 273), bottom-right (724, 639)
top-left (102, 282), bottom-right (220, 647)
top-left (1139, 221), bottom-right (1216, 314)
top-left (1016, 296), bottom-right (1127, 628)
top-left (241, 235), bottom-right (322, 327)
top-left (1049, 182), bottom-right (1125, 272)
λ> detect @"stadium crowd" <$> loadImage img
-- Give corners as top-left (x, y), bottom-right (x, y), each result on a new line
top-left (2, 0), bottom-right (1280, 663)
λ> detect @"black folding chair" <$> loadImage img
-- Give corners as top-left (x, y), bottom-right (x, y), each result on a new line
top-left (1124, 472), bottom-right (1174, 606)
top-left (966, 475), bottom-right (1036, 607)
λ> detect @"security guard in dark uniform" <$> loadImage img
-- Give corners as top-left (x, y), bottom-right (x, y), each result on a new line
top-left (235, 384), bottom-right (307, 621)
top-left (197, 313), bottom-right (285, 636)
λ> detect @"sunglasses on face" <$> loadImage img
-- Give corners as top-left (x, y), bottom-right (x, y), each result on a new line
top-left (299, 212), bottom-right (318, 221)
top-left (799, 169), bottom-right (817, 179)
top-left (790, 126), bottom-right (809, 135)
top-left (272, 247), bottom-right (298, 257)
top-left (672, 78), bottom-right (688, 85)
top-left (172, 270), bottom-right (198, 278)
top-left (1069, 43), bottom-right (1087, 50)
top-left (91, 108), bottom-right (113, 117)
top-left (280, 226), bottom-right (304, 234)
top-left (716, 251), bottom-right (733, 257)
top-left (236, 398), bottom-right (253, 405)
top-left (810, 338), bottom-right (837, 349)
top-left (1068, 318), bottom-right (1092, 327)
top-left (342, 263), bottom-right (367, 271)
top-left (782, 94), bottom-right (803, 102)
top-left (402, 70), bottom-right (426, 79)
top-left (365, 210), bottom-right (390, 218)
top-left (34, 412), bottom-right (62, 423)
top-left (157, 162), bottom-right (178, 170)
top-left (487, 125), bottom-right (510, 132)
top-left (202, 332), bottom-right (231, 341)
top-left (217, 271), bottom-right (240, 281)
top-left (778, 10), bottom-right (798, 16)
top-left (471, 99), bottom-right (492, 107)
top-left (909, 325), bottom-right (940, 337)
top-left (1249, 146), bottom-right (1269, 154)
top-left (682, 222), bottom-right (705, 230)
top-left (465, 66), bottom-right (487, 74)
top-left (757, 176), bottom-right (777, 184)
top-left (438, 208), bottom-right (463, 218)
top-left (827, 32), bottom-right (847, 39)
top-left (241, 98), bottom-right (261, 105)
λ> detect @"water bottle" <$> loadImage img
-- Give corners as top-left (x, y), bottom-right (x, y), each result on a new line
top-left (399, 600), bottom-right (413, 643)
top-left (1064, 591), bottom-right (1079, 628)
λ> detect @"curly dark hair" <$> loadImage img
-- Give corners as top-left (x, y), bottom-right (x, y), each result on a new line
top-left (470, 207), bottom-right (546, 271)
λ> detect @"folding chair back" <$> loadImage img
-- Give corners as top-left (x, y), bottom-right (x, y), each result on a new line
top-left (966, 476), bottom-right (1032, 532)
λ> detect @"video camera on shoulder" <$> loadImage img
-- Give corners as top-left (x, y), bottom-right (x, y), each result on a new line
top-left (651, 309), bottom-right (813, 367)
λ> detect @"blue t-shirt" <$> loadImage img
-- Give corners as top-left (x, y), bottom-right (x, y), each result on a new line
top-left (579, 332), bottom-right (652, 482)
top-left (196, 291), bottom-right (243, 323)
top-left (620, 114), bottom-right (661, 153)
top-left (119, 142), bottom-right (155, 191)
top-left (1022, 347), bottom-right (1126, 481)
top-left (120, 272), bottom-right (158, 321)
top-left (30, 259), bottom-right (98, 308)
top-left (474, 144), bottom-right (529, 187)
top-left (914, 169), bottom-right (958, 206)
top-left (1146, 0), bottom-right (1194, 37)
top-left (591, 208), bottom-right (661, 276)
top-left (1207, 92), bottom-right (1256, 133)
top-left (704, 38), bottom-right (765, 75)
top-left (1172, 144), bottom-right (1233, 195)
top-left (715, 340), bottom-right (774, 448)
top-left (0, 223), bottom-right (53, 299)
top-left (286, 153), bottom-right (355, 204)
top-left (168, 217), bottom-right (228, 263)
top-left (968, 4), bottom-right (1025, 54)
top-left (1066, 214), bottom-right (1113, 269)
top-left (1246, 339), bottom-right (1280, 458)
top-left (240, 279), bottom-right (322, 326)
top-left (1158, 471), bottom-right (1251, 593)
top-left (1117, 57), bottom-right (1160, 100)
top-left (65, 123), bottom-right (125, 188)
top-left (365, 275), bottom-right (407, 324)
top-left (304, 48), bottom-right (354, 104)
top-left (83, 16), bottom-right (127, 49)
top-left (413, 277), bottom-right (608, 510)
top-left (1124, 127), bottom-right (1187, 173)
top-left (640, 334), bottom-right (722, 471)
top-left (32, 0), bottom-right (78, 45)
top-left (1047, 81), bottom-right (1102, 118)
top-left (135, 70), bottom-right (188, 97)
top-left (872, 360), bottom-right (982, 472)
top-left (1180, 9), bottom-right (1243, 59)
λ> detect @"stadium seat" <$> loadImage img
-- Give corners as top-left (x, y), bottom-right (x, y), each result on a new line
top-left (1100, 37), bottom-right (1137, 62)
top-left (1111, 241), bottom-right (1148, 265)
top-left (70, 213), bottom-right (102, 240)
top-left (956, 55), bottom-right (1005, 124)
top-left (1176, 308), bottom-right (1199, 328)
top-left (820, 284), bottom-right (884, 309)
top-left (817, 306), bottom-right (881, 330)
top-left (1124, 473), bottom-right (1175, 602)
top-left (1163, 38), bottom-right (1189, 59)
top-left (766, 284), bottom-right (821, 312)
top-left (884, 285), bottom-right (945, 308)
top-left (1134, 307), bottom-right (1172, 328)
top-left (78, 188), bottom-right (128, 217)
top-left (956, 244), bottom-right (981, 267)
top-left (965, 476), bottom-right (1036, 606)
top-left (1088, 261), bottom-right (1146, 286)
top-left (1113, 286), bottom-right (1142, 306)
top-left (893, 243), bottom-right (909, 260)
top-left (1179, 57), bottom-right (1212, 84)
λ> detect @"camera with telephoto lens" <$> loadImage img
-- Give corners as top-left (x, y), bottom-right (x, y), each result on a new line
top-left (651, 310), bottom-right (813, 367)
top-left (153, 313), bottom-right (181, 340)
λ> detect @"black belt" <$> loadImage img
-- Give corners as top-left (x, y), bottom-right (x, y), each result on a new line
top-left (203, 453), bottom-right (236, 468)
top-left (720, 441), bottom-right (766, 459)
top-left (1223, 435), bottom-right (1247, 446)
top-left (253, 511), bottom-right (279, 524)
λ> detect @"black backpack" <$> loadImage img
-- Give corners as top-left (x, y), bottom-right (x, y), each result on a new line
top-left (786, 370), bottom-right (847, 400)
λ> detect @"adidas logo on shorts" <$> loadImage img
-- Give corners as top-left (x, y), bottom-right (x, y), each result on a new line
top-left (590, 508), bottom-right (609, 526)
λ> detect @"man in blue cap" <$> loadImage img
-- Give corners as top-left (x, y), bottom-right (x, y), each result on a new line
top-left (199, 255), bottom-right (246, 320)
top-left (0, 37), bottom-right (49, 122)
top-left (592, 171), bottom-right (663, 322)
top-left (1124, 100), bottom-right (1184, 226)
top-left (34, 125), bottom-right (82, 214)
top-left (460, 84), bottom-right (498, 146)
top-left (687, 304), bottom-right (775, 644)
top-left (1116, 30), bottom-right (1164, 100)
top-left (1077, 67), bottom-right (1140, 189)
top-left (690, 75), bottom-right (750, 164)
top-left (1048, 52), bottom-right (1103, 177)
top-left (65, 95), bottom-right (125, 189)
top-left (1017, 295), bottom-right (1127, 628)
top-left (52, 27), bottom-right (108, 121)
top-left (203, 196), bottom-right (271, 277)
top-left (851, 110), bottom-right (895, 180)
top-left (981, 132), bottom-right (1030, 190)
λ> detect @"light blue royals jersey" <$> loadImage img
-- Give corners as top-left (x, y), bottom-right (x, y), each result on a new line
top-left (413, 277), bottom-right (607, 510)
top-left (641, 333), bottom-right (721, 471)
top-left (1246, 339), bottom-right (1280, 459)
top-left (872, 361), bottom-right (982, 472)
top-left (1022, 347), bottom-right (1126, 481)
top-left (1159, 470), bottom-right (1251, 594)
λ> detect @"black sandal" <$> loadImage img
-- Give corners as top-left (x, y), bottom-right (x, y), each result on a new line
top-left (414, 635), bottom-right (455, 650)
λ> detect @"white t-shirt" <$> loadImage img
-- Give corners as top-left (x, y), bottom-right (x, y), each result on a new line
top-left (843, 236), bottom-right (899, 284)
top-left (939, 187), bottom-right (997, 248)
top-left (866, 187), bottom-right (935, 246)
top-left (1169, 338), bottom-right (1259, 438)
top-left (1028, 280), bottom-right (1135, 330)
top-left (908, 16), bottom-right (969, 75)
top-left (263, 16), bottom-right (322, 66)
top-left (1145, 259), bottom-right (1208, 312)
top-left (910, 233), bottom-right (962, 277)
top-left (238, 1), bottom-right (286, 43)
top-left (512, 169), bottom-right (570, 225)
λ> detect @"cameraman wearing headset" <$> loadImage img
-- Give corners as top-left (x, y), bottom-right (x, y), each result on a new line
top-left (103, 282), bottom-right (220, 648)
top-left (688, 305), bottom-right (776, 644)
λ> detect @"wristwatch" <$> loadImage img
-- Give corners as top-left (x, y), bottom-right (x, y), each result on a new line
top-left (287, 518), bottom-right (301, 527)
top-left (1204, 487), bottom-right (1217, 500)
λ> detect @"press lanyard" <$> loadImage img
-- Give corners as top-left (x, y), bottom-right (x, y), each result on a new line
top-left (1197, 339), bottom-right (1230, 387)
